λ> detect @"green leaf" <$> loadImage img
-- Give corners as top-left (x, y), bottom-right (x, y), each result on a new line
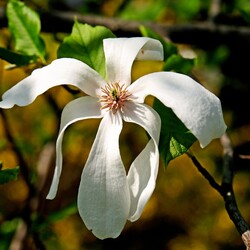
top-left (154, 99), bottom-right (197, 166)
top-left (119, 0), bottom-right (166, 21)
top-left (140, 26), bottom-right (195, 74)
top-left (6, 0), bottom-right (45, 61)
top-left (167, 0), bottom-right (201, 21)
top-left (47, 202), bottom-right (77, 222)
top-left (140, 26), bottom-right (197, 165)
top-left (0, 218), bottom-right (19, 250)
top-left (0, 166), bottom-right (19, 184)
top-left (140, 26), bottom-right (178, 60)
top-left (0, 47), bottom-right (37, 66)
top-left (31, 202), bottom-right (78, 240)
top-left (57, 21), bottom-right (115, 78)
top-left (164, 54), bottom-right (195, 74)
top-left (239, 9), bottom-right (250, 25)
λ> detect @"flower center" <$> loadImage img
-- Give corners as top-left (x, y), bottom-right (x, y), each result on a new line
top-left (100, 82), bottom-right (131, 113)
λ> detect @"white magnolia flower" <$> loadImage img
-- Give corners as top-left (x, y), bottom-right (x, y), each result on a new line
top-left (0, 37), bottom-right (226, 239)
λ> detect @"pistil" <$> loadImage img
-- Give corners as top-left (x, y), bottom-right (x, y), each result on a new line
top-left (100, 82), bottom-right (131, 113)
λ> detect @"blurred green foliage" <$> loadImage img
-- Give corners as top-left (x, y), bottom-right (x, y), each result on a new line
top-left (0, 163), bottom-right (19, 184)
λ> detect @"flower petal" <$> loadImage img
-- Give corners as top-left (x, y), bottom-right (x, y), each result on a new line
top-left (104, 37), bottom-right (163, 86)
top-left (129, 72), bottom-right (227, 147)
top-left (78, 111), bottom-right (130, 239)
top-left (122, 102), bottom-right (161, 221)
top-left (0, 58), bottom-right (106, 108)
top-left (46, 96), bottom-right (103, 200)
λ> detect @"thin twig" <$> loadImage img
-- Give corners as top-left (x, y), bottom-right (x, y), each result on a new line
top-left (0, 109), bottom-right (33, 191)
top-left (186, 151), bottom-right (222, 195)
top-left (0, 109), bottom-right (47, 249)
top-left (9, 219), bottom-right (27, 250)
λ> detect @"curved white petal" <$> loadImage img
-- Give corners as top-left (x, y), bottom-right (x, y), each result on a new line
top-left (104, 37), bottom-right (163, 86)
top-left (78, 111), bottom-right (130, 239)
top-left (129, 72), bottom-right (227, 148)
top-left (46, 96), bottom-right (103, 200)
top-left (0, 58), bottom-right (106, 108)
top-left (122, 102), bottom-right (161, 221)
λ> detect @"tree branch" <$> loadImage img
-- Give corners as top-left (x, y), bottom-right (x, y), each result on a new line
top-left (220, 133), bottom-right (250, 249)
top-left (1, 7), bottom-right (250, 49)
top-left (41, 11), bottom-right (250, 48)
top-left (187, 134), bottom-right (250, 249)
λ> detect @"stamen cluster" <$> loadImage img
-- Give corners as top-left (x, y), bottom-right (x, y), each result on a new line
top-left (100, 82), bottom-right (131, 113)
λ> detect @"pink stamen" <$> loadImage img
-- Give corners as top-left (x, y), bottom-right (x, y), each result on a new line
top-left (100, 82), bottom-right (131, 113)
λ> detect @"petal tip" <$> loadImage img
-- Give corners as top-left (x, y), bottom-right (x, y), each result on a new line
top-left (89, 227), bottom-right (122, 240)
top-left (0, 98), bottom-right (16, 109)
top-left (46, 191), bottom-right (56, 200)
